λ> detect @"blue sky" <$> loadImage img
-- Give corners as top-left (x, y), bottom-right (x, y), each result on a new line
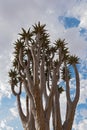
top-left (59, 16), bottom-right (80, 29)
top-left (0, 0), bottom-right (87, 129)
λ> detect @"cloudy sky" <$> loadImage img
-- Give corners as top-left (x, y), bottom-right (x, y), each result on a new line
top-left (0, 0), bottom-right (87, 129)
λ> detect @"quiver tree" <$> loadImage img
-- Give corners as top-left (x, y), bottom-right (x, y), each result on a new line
top-left (9, 22), bottom-right (80, 130)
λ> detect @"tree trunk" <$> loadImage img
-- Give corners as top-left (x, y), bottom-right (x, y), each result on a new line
top-left (35, 118), bottom-right (49, 130)
top-left (24, 127), bottom-right (30, 130)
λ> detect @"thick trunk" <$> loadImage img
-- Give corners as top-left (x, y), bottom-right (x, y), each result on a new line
top-left (22, 116), bottom-right (35, 130)
top-left (23, 114), bottom-right (49, 130)
top-left (33, 86), bottom-right (50, 130)
top-left (34, 98), bottom-right (50, 130)
top-left (23, 114), bottom-right (35, 130)
top-left (35, 117), bottom-right (49, 130)
top-left (24, 127), bottom-right (30, 130)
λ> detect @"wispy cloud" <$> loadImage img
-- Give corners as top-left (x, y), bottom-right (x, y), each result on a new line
top-left (0, 120), bottom-right (13, 130)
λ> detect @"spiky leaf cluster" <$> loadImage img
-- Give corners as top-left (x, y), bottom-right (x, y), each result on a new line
top-left (9, 69), bottom-right (18, 86)
top-left (68, 55), bottom-right (80, 65)
top-left (19, 28), bottom-right (33, 41)
top-left (33, 22), bottom-right (50, 49)
top-left (54, 39), bottom-right (70, 61)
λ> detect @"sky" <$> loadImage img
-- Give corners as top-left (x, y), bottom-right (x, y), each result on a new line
top-left (0, 0), bottom-right (87, 129)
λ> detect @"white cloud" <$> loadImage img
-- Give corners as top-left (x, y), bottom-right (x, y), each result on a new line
top-left (0, 80), bottom-right (11, 102)
top-left (0, 120), bottom-right (13, 130)
top-left (59, 27), bottom-right (87, 58)
top-left (0, 120), bottom-right (6, 128)
top-left (10, 96), bottom-right (27, 118)
top-left (73, 119), bottom-right (87, 130)
top-left (66, 0), bottom-right (87, 29)
top-left (10, 107), bottom-right (18, 118)
top-left (80, 109), bottom-right (87, 119)
top-left (79, 78), bottom-right (87, 104)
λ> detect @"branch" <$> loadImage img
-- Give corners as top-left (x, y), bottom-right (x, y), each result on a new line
top-left (52, 93), bottom-right (62, 130)
top-left (11, 82), bottom-right (22, 96)
top-left (65, 63), bottom-right (71, 104)
top-left (63, 64), bottom-right (80, 130)
top-left (23, 78), bottom-right (31, 96)
top-left (26, 49), bottom-right (31, 68)
top-left (51, 62), bottom-right (62, 130)
top-left (26, 95), bottom-right (29, 120)
top-left (23, 78), bottom-right (35, 114)
top-left (17, 95), bottom-right (27, 123)
top-left (19, 48), bottom-right (26, 68)
top-left (30, 46), bottom-right (39, 85)
top-left (73, 64), bottom-right (80, 106)
top-left (40, 53), bottom-right (46, 93)
top-left (55, 89), bottom-right (62, 129)
top-left (45, 67), bottom-right (58, 120)
top-left (52, 97), bottom-right (56, 130)
top-left (25, 67), bottom-right (34, 93)
top-left (63, 104), bottom-right (76, 130)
